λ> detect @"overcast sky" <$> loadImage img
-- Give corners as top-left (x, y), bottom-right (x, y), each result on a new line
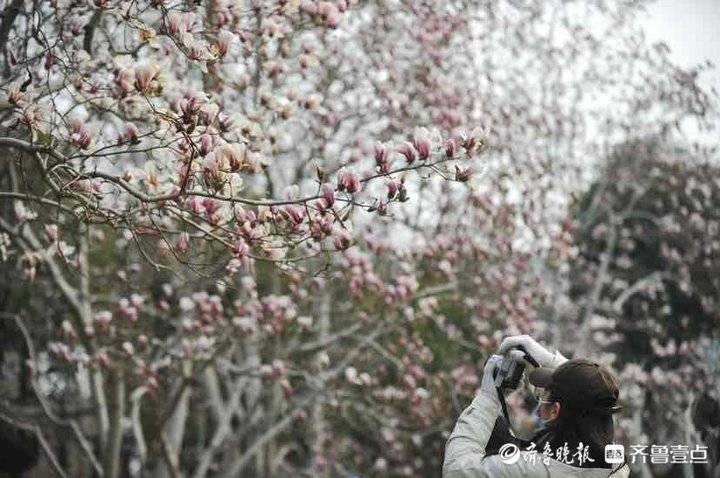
top-left (642, 0), bottom-right (720, 92)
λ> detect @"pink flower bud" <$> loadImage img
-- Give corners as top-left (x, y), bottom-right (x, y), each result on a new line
top-left (232, 239), bottom-right (248, 259)
top-left (199, 133), bottom-right (213, 155)
top-left (70, 120), bottom-right (92, 149)
top-left (167, 13), bottom-right (183, 36)
top-left (134, 63), bottom-right (158, 93)
top-left (444, 138), bottom-right (457, 158)
top-left (283, 205), bottom-right (305, 225)
top-left (338, 171), bottom-right (360, 194)
top-left (217, 30), bottom-right (234, 57)
top-left (199, 103), bottom-right (220, 125)
top-left (125, 123), bottom-right (139, 143)
top-left (413, 135), bottom-right (431, 160)
top-left (321, 183), bottom-right (335, 207)
top-left (177, 232), bottom-right (189, 253)
top-left (374, 142), bottom-right (391, 173)
top-left (218, 112), bottom-right (235, 132)
top-left (398, 142), bottom-right (416, 164)
top-left (115, 68), bottom-right (134, 96)
top-left (202, 198), bottom-right (219, 216)
top-left (45, 224), bottom-right (58, 241)
top-left (387, 181), bottom-right (399, 199)
top-left (187, 196), bottom-right (202, 214)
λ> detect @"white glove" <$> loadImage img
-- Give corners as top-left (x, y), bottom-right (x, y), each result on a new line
top-left (479, 354), bottom-right (503, 399)
top-left (497, 335), bottom-right (567, 369)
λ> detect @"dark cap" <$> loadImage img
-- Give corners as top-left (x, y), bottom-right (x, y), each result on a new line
top-left (529, 358), bottom-right (623, 415)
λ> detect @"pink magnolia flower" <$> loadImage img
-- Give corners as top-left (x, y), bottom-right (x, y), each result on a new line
top-left (387, 180), bottom-right (400, 199)
top-left (445, 138), bottom-right (457, 158)
top-left (282, 205), bottom-right (305, 232)
top-left (413, 135), bottom-right (431, 160)
top-left (179, 95), bottom-right (200, 119)
top-left (232, 239), bottom-right (248, 259)
top-left (202, 197), bottom-right (219, 217)
top-left (115, 67), bottom-right (134, 96)
top-left (199, 103), bottom-right (219, 125)
top-left (321, 183), bottom-right (335, 207)
top-left (202, 155), bottom-right (224, 190)
top-left (45, 224), bottom-right (58, 242)
top-left (70, 119), bottom-right (92, 149)
top-left (134, 63), bottom-right (158, 92)
top-left (167, 13), bottom-right (185, 36)
top-left (124, 122), bottom-right (139, 144)
top-left (398, 142), bottom-right (416, 164)
top-left (374, 142), bottom-right (390, 174)
top-left (186, 196), bottom-right (203, 214)
top-left (199, 133), bottom-right (213, 155)
top-left (338, 171), bottom-right (360, 193)
top-left (218, 143), bottom-right (246, 171)
top-left (216, 30), bottom-right (234, 57)
top-left (218, 112), bottom-right (235, 132)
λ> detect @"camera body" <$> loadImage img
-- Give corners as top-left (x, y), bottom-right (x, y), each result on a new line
top-left (493, 348), bottom-right (527, 390)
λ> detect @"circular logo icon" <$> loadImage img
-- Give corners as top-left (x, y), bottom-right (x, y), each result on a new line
top-left (499, 443), bottom-right (520, 464)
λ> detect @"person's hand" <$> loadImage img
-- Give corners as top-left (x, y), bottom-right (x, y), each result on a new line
top-left (479, 355), bottom-right (503, 399)
top-left (497, 335), bottom-right (567, 369)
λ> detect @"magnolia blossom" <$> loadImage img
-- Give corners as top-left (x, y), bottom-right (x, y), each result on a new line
top-left (134, 63), bottom-right (158, 92)
top-left (398, 142), bottom-right (416, 164)
top-left (338, 171), bottom-right (360, 193)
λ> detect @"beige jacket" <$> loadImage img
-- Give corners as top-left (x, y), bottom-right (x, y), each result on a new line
top-left (443, 393), bottom-right (631, 478)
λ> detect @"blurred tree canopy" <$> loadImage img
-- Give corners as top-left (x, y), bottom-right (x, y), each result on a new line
top-left (567, 138), bottom-right (720, 476)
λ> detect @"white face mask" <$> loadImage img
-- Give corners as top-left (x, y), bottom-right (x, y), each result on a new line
top-left (533, 399), bottom-right (560, 428)
top-left (531, 404), bottom-right (547, 429)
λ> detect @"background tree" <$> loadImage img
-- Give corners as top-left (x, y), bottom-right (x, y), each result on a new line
top-left (0, 0), bottom-right (717, 476)
top-left (566, 138), bottom-right (720, 477)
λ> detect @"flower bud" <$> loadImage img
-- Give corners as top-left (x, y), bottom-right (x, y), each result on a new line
top-left (413, 135), bottom-right (431, 160)
top-left (398, 142), bottom-right (416, 164)
top-left (454, 165), bottom-right (472, 182)
top-left (321, 183), bottom-right (335, 207)
top-left (337, 171), bottom-right (360, 194)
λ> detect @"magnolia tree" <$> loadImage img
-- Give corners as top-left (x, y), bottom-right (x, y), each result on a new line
top-left (0, 0), bottom-right (484, 475)
top-left (0, 0), bottom-right (717, 476)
